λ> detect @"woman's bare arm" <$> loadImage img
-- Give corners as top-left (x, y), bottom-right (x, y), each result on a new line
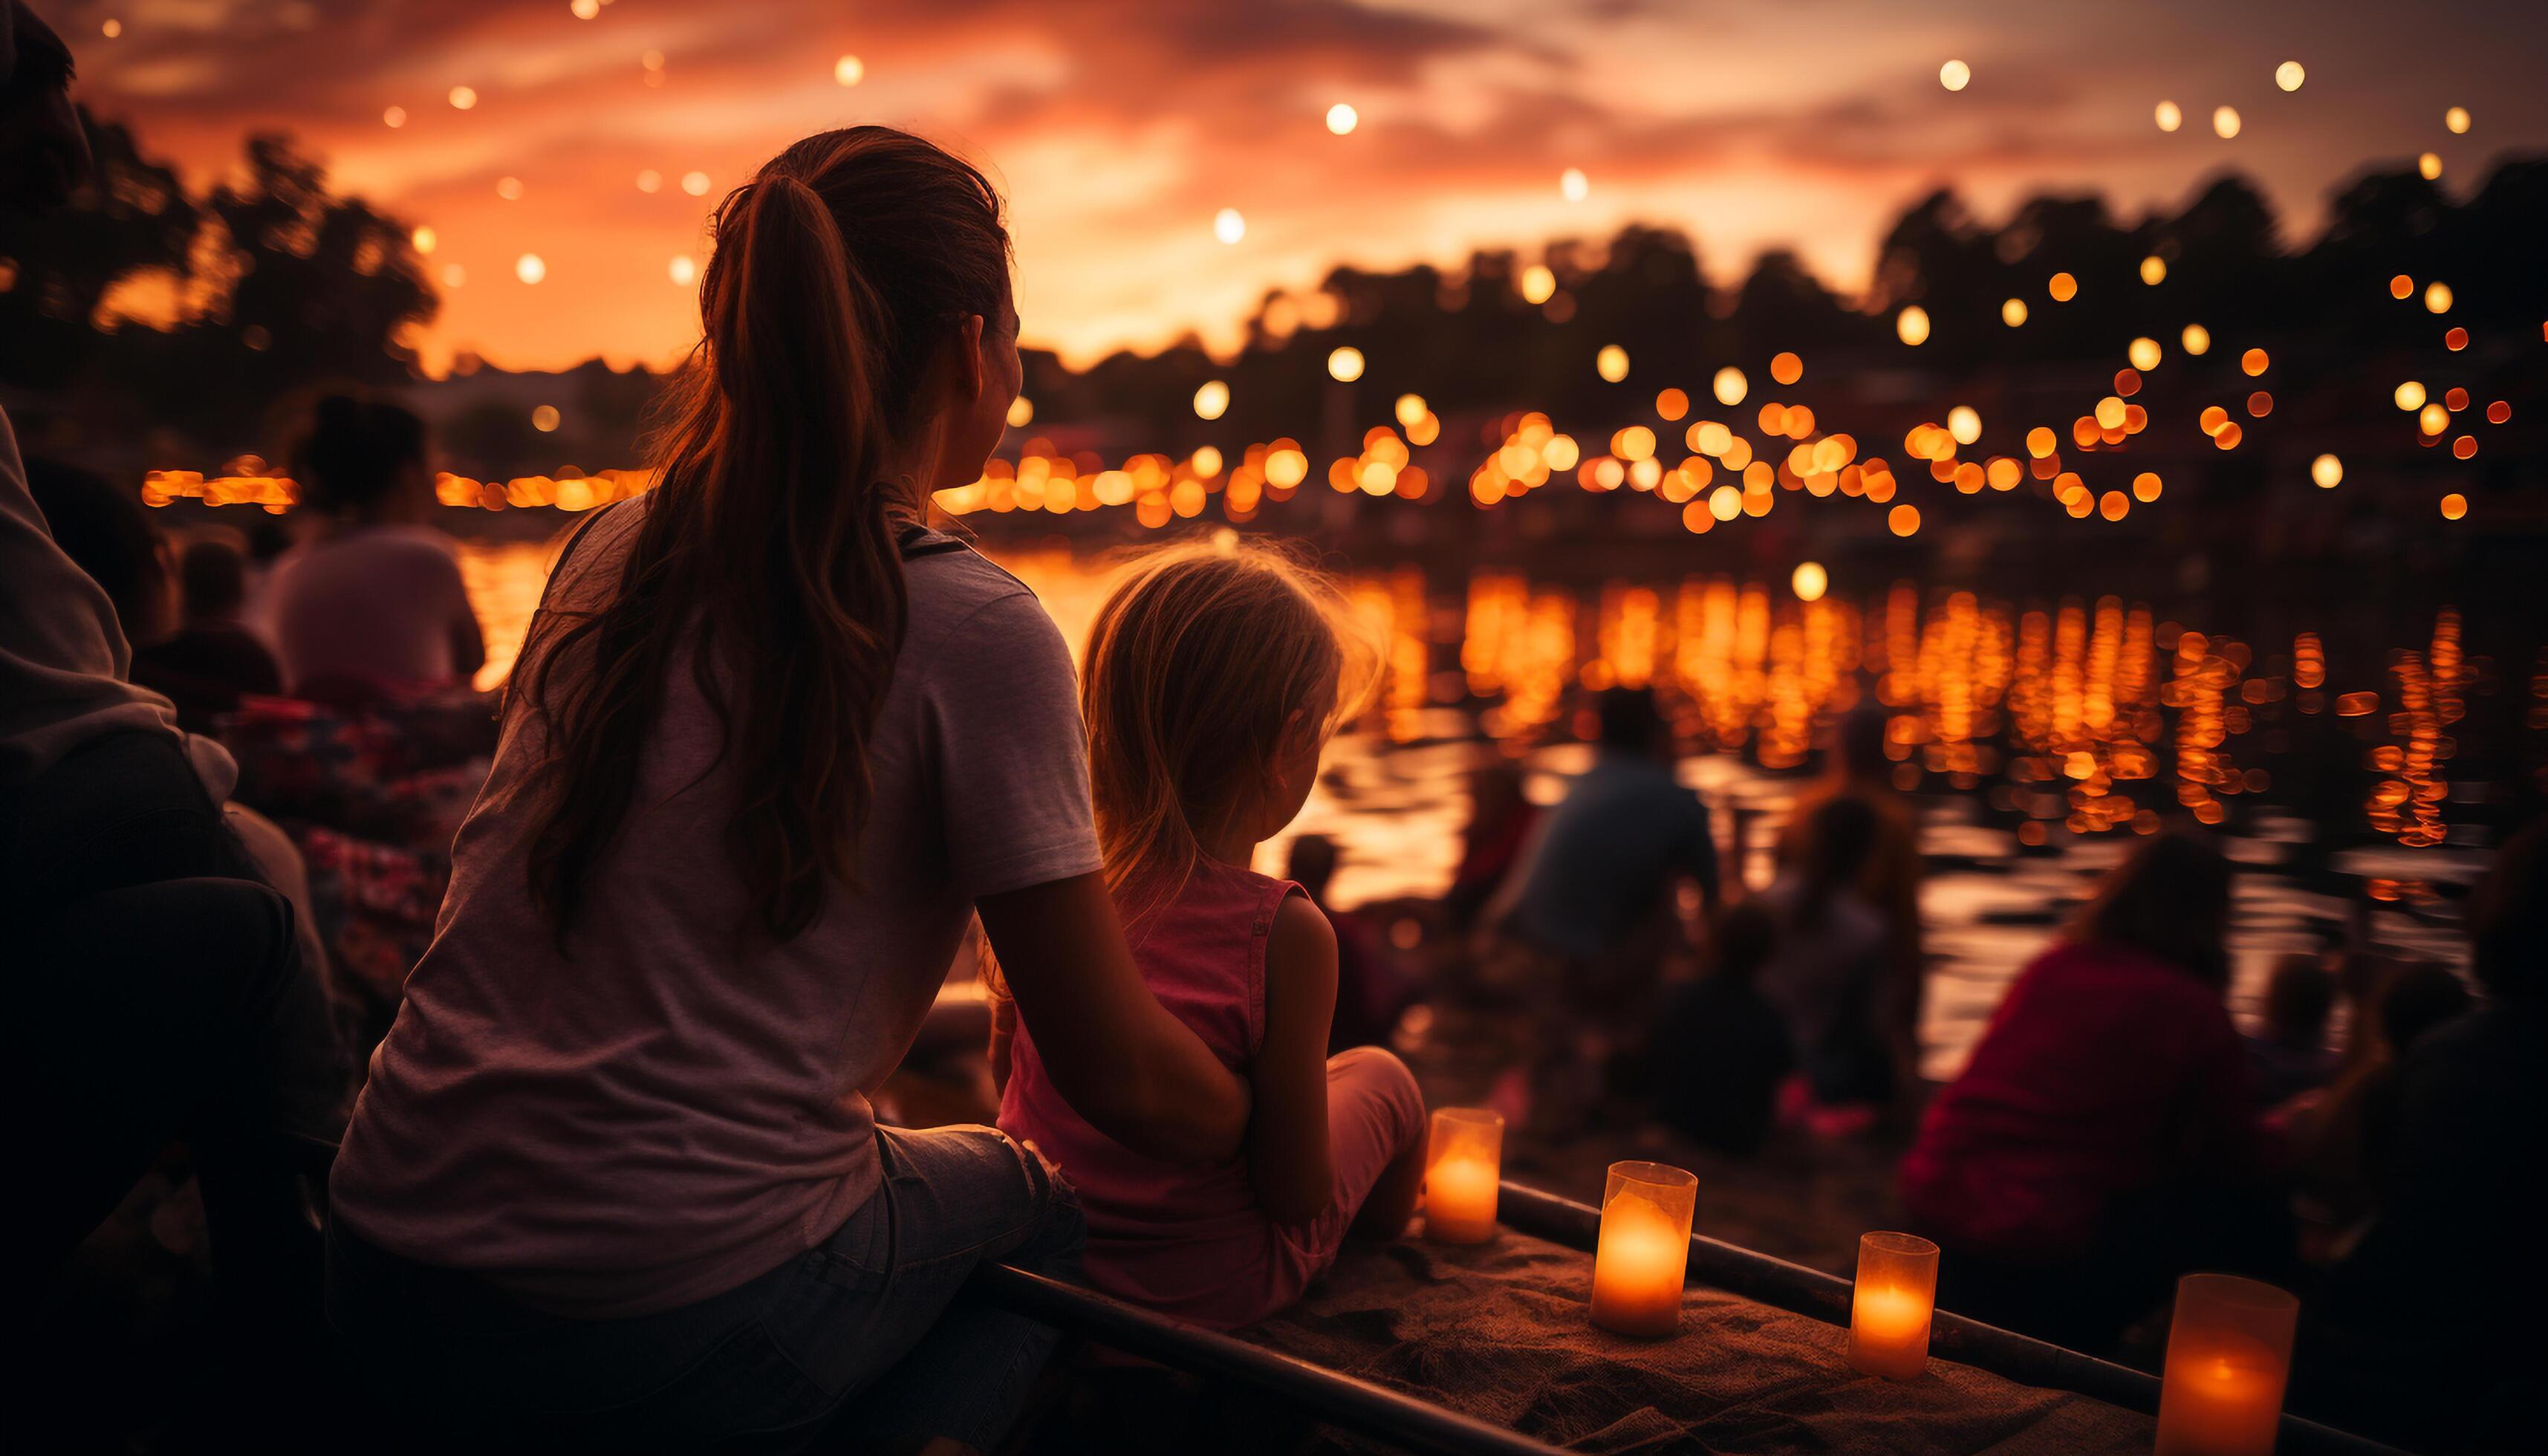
top-left (1248, 894), bottom-right (1341, 1223)
top-left (977, 871), bottom-right (1250, 1163)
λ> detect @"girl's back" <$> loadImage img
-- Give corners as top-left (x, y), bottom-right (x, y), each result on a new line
top-left (998, 857), bottom-right (1300, 1322)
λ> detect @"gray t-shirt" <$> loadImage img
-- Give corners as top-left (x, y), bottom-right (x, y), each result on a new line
top-left (331, 500), bottom-right (1101, 1316)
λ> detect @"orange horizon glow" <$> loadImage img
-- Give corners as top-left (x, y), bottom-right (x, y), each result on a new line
top-left (61, 0), bottom-right (2548, 377)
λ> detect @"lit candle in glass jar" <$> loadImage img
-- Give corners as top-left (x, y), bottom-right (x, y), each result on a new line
top-left (1423, 1108), bottom-right (1503, 1244)
top-left (2154, 1274), bottom-right (2298, 1456)
top-left (1846, 1232), bottom-right (1940, 1379)
top-left (1589, 1161), bottom-right (1697, 1338)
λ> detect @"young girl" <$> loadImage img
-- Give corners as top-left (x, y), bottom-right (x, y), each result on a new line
top-left (994, 542), bottom-right (1427, 1329)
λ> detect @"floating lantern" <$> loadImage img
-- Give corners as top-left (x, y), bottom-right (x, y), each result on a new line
top-left (2154, 1274), bottom-right (2298, 1456)
top-left (1847, 1232), bottom-right (1940, 1379)
top-left (1590, 1162), bottom-right (1696, 1338)
top-left (1423, 1108), bottom-right (1503, 1244)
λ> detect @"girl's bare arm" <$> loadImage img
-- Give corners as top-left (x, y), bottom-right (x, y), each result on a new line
top-left (1248, 894), bottom-right (1341, 1223)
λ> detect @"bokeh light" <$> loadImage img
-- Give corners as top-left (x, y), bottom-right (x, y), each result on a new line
top-left (834, 55), bottom-right (865, 86)
top-left (1214, 208), bottom-right (1246, 244)
top-left (2274, 61), bottom-right (2304, 92)
top-left (1939, 59), bottom-right (1971, 92)
top-left (2180, 323), bottom-right (2211, 355)
top-left (2445, 105), bottom-right (2471, 134)
top-left (515, 253), bottom-right (547, 285)
top-left (1712, 367), bottom-right (1747, 406)
top-left (1560, 168), bottom-right (1589, 202)
top-left (1792, 562), bottom-right (1829, 602)
top-left (2312, 454), bottom-right (2343, 488)
top-left (1192, 380), bottom-right (1230, 419)
top-left (2128, 336), bottom-right (2162, 371)
top-left (1325, 103), bottom-right (1359, 135)
top-left (1326, 346), bottom-right (1365, 383)
top-left (1896, 305), bottom-right (1931, 345)
top-left (1596, 345), bottom-right (1630, 383)
top-left (2001, 297), bottom-right (2027, 327)
top-left (2212, 105), bottom-right (2240, 139)
top-left (2155, 100), bottom-right (2183, 131)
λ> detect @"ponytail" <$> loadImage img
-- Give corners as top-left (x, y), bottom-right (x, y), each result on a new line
top-left (520, 128), bottom-right (1013, 945)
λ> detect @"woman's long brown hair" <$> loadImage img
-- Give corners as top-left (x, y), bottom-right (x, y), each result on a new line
top-left (518, 127), bottom-right (1011, 944)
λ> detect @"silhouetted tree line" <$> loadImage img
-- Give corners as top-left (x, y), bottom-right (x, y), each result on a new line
top-left (0, 109), bottom-right (433, 455)
top-left (1, 102), bottom-right (2540, 475)
top-left (1026, 160), bottom-right (2547, 459)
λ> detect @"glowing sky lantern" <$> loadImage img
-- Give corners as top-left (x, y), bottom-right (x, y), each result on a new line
top-left (516, 253), bottom-right (547, 285)
top-left (2213, 105), bottom-right (2241, 138)
top-left (1325, 103), bottom-right (1359, 135)
top-left (1596, 345), bottom-right (1630, 383)
top-left (1712, 367), bottom-right (1748, 406)
top-left (2311, 454), bottom-right (2343, 489)
top-left (2001, 297), bottom-right (2028, 327)
top-left (2155, 100), bottom-right (2183, 132)
top-left (1896, 305), bottom-right (1931, 345)
top-left (2445, 105), bottom-right (2471, 134)
top-left (669, 255), bottom-right (698, 286)
top-left (1327, 346), bottom-right (1365, 383)
top-left (1192, 380), bottom-right (1230, 420)
top-left (1792, 562), bottom-right (1829, 602)
top-left (834, 55), bottom-right (865, 86)
top-left (1560, 168), bottom-right (1589, 202)
top-left (2274, 61), bottom-right (2304, 91)
top-left (1213, 207), bottom-right (1246, 244)
top-left (1939, 59), bottom-right (1970, 91)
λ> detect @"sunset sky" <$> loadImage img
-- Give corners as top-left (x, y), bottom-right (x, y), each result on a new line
top-left (56, 0), bottom-right (2548, 377)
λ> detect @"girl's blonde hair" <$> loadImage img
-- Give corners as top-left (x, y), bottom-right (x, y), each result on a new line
top-left (1082, 539), bottom-right (1373, 922)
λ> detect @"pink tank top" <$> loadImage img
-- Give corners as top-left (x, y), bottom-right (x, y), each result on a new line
top-left (998, 857), bottom-right (1300, 1326)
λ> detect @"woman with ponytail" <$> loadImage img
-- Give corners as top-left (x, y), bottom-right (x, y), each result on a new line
top-left (325, 128), bottom-right (1250, 1452)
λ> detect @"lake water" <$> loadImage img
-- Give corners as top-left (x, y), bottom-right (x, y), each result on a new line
top-left (457, 537), bottom-right (2495, 1079)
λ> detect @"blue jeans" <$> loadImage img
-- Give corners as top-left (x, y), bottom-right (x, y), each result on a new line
top-left (325, 1123), bottom-right (1084, 1452)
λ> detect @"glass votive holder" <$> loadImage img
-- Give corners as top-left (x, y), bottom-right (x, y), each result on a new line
top-left (2154, 1273), bottom-right (2299, 1456)
top-left (1846, 1231), bottom-right (1940, 1379)
top-left (1423, 1108), bottom-right (1504, 1244)
top-left (1589, 1160), bottom-right (1697, 1338)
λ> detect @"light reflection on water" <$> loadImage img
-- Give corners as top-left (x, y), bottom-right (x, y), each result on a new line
top-left (459, 539), bottom-right (2493, 1078)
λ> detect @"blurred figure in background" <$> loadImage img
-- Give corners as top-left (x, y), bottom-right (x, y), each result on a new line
top-left (264, 394), bottom-right (483, 702)
top-left (135, 530), bottom-right (284, 732)
top-left (2298, 821), bottom-right (2547, 1452)
top-left (1758, 795), bottom-right (1893, 1128)
top-left (1900, 831), bottom-right (2285, 1353)
top-left (1444, 755), bottom-right (1538, 933)
top-left (1287, 833), bottom-right (1416, 1053)
top-left (2243, 953), bottom-right (2339, 1108)
top-left (1779, 703), bottom-right (1925, 1091)
top-left (2, 10), bottom-right (342, 1434)
top-left (1488, 687), bottom-right (1718, 1125)
top-left (1497, 686), bottom-right (1718, 995)
top-left (1649, 900), bottom-right (1793, 1157)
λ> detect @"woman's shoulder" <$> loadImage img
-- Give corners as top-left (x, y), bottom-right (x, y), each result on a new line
top-left (902, 541), bottom-right (1067, 661)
